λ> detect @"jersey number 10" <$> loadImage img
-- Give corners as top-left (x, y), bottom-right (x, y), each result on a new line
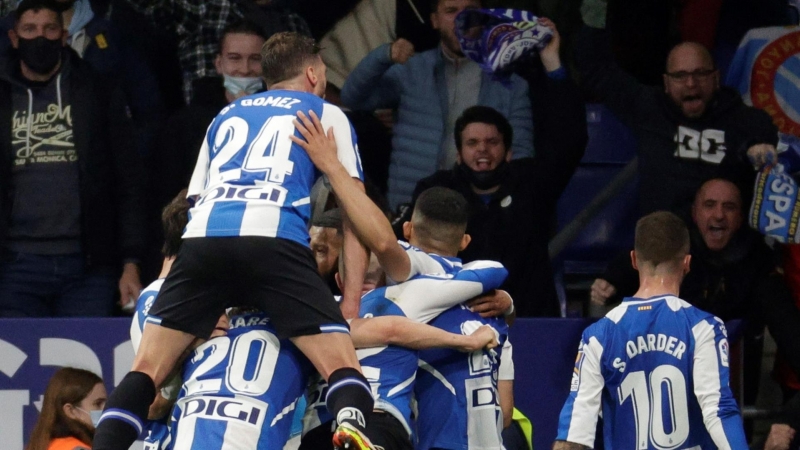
top-left (618, 365), bottom-right (690, 450)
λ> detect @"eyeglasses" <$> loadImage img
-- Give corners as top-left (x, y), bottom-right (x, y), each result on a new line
top-left (665, 69), bottom-right (717, 83)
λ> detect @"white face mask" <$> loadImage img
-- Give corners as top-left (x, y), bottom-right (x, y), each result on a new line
top-left (223, 75), bottom-right (263, 97)
top-left (76, 406), bottom-right (103, 427)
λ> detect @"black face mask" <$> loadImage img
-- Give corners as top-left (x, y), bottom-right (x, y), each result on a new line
top-left (456, 160), bottom-right (510, 190)
top-left (17, 36), bottom-right (63, 75)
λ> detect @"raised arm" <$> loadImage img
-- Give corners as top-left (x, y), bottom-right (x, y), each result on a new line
top-left (529, 19), bottom-right (588, 200)
top-left (340, 43), bottom-right (404, 112)
top-left (349, 316), bottom-right (498, 352)
top-left (292, 110), bottom-right (412, 282)
top-left (573, 20), bottom-right (652, 126)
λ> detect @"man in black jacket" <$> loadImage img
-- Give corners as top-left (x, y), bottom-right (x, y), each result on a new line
top-left (0, 0), bottom-right (144, 316)
top-left (575, 10), bottom-right (779, 218)
top-left (395, 19), bottom-right (587, 317)
top-left (591, 178), bottom-right (800, 409)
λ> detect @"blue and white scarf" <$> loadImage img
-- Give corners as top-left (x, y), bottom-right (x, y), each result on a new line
top-left (748, 133), bottom-right (800, 243)
top-left (455, 8), bottom-right (552, 80)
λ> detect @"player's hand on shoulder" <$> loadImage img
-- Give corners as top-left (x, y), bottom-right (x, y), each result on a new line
top-left (467, 289), bottom-right (513, 318)
top-left (764, 424), bottom-right (796, 450)
top-left (590, 278), bottom-right (616, 305)
top-left (390, 38), bottom-right (415, 64)
top-left (291, 110), bottom-right (340, 173)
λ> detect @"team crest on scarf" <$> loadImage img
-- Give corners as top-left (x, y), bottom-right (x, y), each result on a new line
top-left (455, 8), bottom-right (552, 81)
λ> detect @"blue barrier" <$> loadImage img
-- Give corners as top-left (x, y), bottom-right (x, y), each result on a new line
top-left (0, 318), bottom-right (743, 450)
top-left (0, 318), bottom-right (133, 450)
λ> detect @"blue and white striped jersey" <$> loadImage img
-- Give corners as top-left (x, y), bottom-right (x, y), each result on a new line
top-left (303, 242), bottom-right (508, 437)
top-left (415, 305), bottom-right (509, 450)
top-left (171, 312), bottom-right (313, 450)
top-left (557, 296), bottom-right (747, 450)
top-left (184, 89), bottom-right (363, 245)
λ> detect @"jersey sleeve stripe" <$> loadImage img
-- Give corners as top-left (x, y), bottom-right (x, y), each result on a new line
top-left (389, 278), bottom-right (487, 323)
top-left (320, 103), bottom-right (363, 180)
top-left (557, 336), bottom-right (605, 447)
top-left (691, 319), bottom-right (747, 450)
top-left (499, 340), bottom-right (514, 381)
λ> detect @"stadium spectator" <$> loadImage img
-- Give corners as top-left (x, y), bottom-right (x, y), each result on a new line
top-left (145, 20), bottom-right (266, 274)
top-left (293, 107), bottom-right (515, 449)
top-left (122, 0), bottom-right (309, 103)
top-left (0, 0), bottom-right (165, 159)
top-left (575, 2), bottom-right (778, 218)
top-left (556, 211), bottom-right (747, 449)
top-left (340, 0), bottom-right (534, 209)
top-left (27, 367), bottom-right (107, 450)
top-left (591, 178), bottom-right (800, 409)
top-left (0, 0), bottom-right (145, 317)
top-left (314, 0), bottom-right (439, 96)
top-left (392, 19), bottom-right (586, 318)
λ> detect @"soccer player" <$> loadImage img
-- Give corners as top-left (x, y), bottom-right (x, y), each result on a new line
top-left (302, 248), bottom-right (510, 450)
top-left (414, 306), bottom-right (512, 450)
top-left (96, 32), bottom-right (376, 450)
top-left (555, 211), bottom-right (747, 450)
top-left (292, 112), bottom-right (515, 450)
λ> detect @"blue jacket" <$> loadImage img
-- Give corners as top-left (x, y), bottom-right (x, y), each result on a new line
top-left (341, 43), bottom-right (534, 208)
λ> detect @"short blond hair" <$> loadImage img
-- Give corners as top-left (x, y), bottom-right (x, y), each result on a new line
top-left (260, 32), bottom-right (321, 87)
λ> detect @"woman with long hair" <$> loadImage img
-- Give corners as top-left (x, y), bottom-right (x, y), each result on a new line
top-left (27, 367), bottom-right (107, 450)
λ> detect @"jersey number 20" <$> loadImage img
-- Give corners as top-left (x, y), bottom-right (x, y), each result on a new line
top-left (618, 365), bottom-right (690, 450)
top-left (183, 331), bottom-right (280, 397)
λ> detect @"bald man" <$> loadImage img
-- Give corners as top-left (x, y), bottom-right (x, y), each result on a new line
top-left (574, 15), bottom-right (778, 218)
top-left (591, 178), bottom-right (800, 413)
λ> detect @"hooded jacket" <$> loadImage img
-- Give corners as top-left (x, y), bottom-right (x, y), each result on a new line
top-left (0, 48), bottom-right (144, 267)
top-left (575, 25), bottom-right (778, 217)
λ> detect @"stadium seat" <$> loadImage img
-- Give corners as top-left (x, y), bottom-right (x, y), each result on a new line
top-left (553, 104), bottom-right (639, 315)
top-left (554, 104), bottom-right (638, 273)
